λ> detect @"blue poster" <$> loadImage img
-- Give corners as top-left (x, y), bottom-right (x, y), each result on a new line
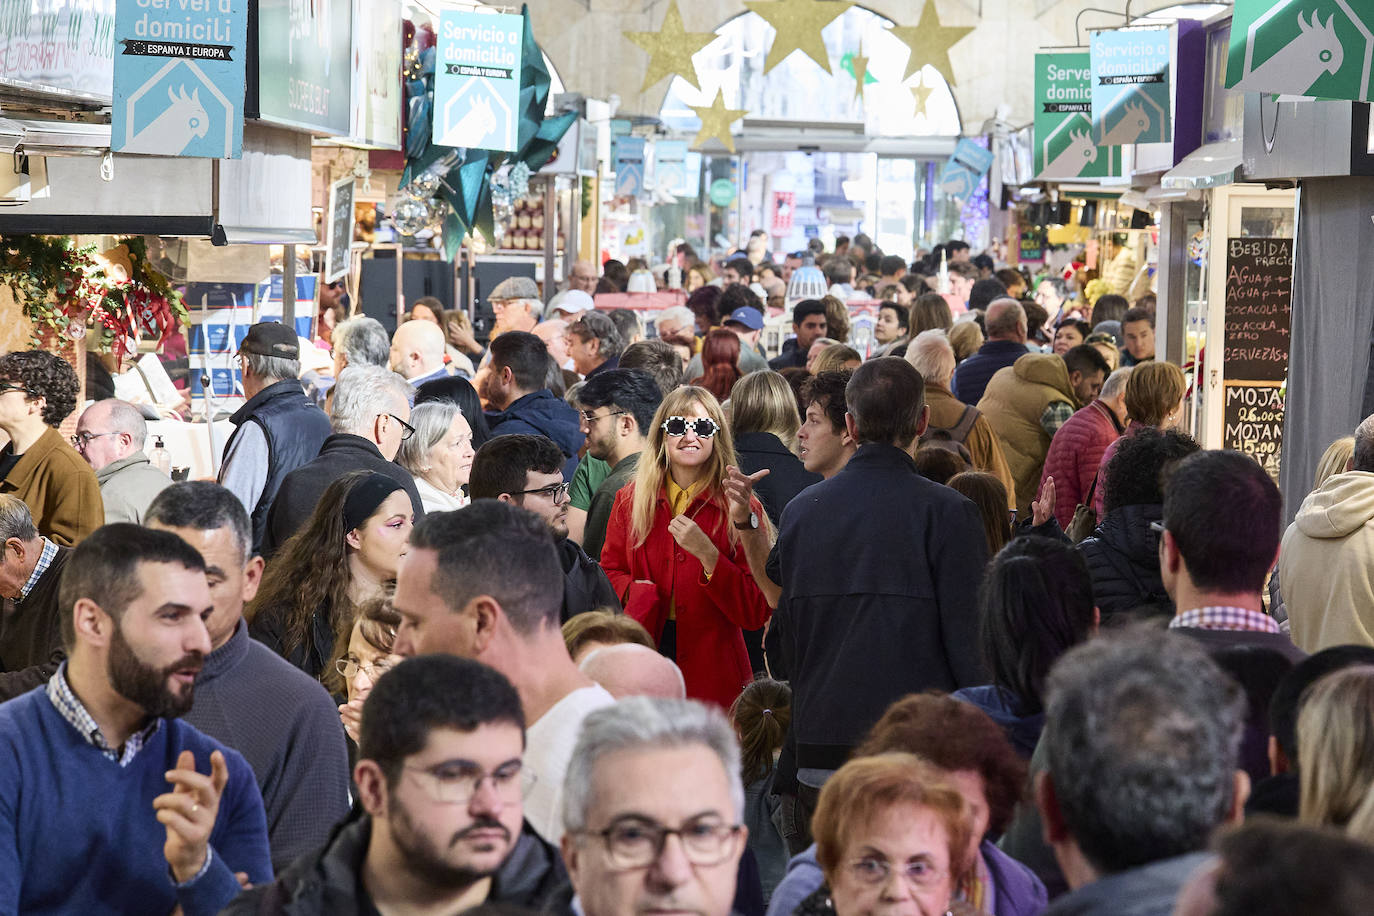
top-left (938, 138), bottom-right (995, 209)
top-left (653, 140), bottom-right (686, 195)
top-left (433, 10), bottom-right (523, 152)
top-left (615, 136), bottom-right (646, 197)
top-left (1090, 26), bottom-right (1173, 145)
top-left (111, 0), bottom-right (247, 158)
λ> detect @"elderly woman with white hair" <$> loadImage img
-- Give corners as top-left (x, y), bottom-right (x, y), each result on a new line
top-left (394, 400), bottom-right (475, 511)
top-left (905, 329), bottom-right (1016, 508)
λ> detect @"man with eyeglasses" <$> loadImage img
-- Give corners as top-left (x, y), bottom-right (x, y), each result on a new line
top-left (146, 482), bottom-right (351, 872)
top-left (577, 369), bottom-right (662, 560)
top-left (559, 696), bottom-right (747, 916)
top-left (469, 434), bottom-right (619, 623)
top-left (224, 654), bottom-right (566, 915)
top-left (73, 398), bottom-right (170, 524)
top-left (262, 364), bottom-right (423, 557)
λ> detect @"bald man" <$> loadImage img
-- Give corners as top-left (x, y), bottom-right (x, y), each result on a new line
top-left (579, 643), bottom-right (686, 700)
top-left (390, 319), bottom-right (451, 388)
top-left (952, 297), bottom-right (1029, 406)
top-left (73, 398), bottom-right (170, 524)
top-left (567, 260), bottom-right (598, 294)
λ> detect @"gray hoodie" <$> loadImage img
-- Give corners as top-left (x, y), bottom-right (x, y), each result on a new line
top-left (1279, 470), bottom-right (1374, 652)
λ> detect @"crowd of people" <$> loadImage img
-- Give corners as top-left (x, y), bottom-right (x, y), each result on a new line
top-left (0, 232), bottom-right (1368, 916)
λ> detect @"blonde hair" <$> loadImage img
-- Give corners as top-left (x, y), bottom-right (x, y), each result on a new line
top-left (1299, 666), bottom-right (1374, 835)
top-left (812, 343), bottom-right (862, 375)
top-left (822, 295), bottom-right (850, 343)
top-left (1316, 436), bottom-right (1355, 489)
top-left (629, 387), bottom-right (740, 548)
top-left (729, 371), bottom-right (801, 450)
top-left (812, 752), bottom-right (975, 889)
top-left (1123, 361), bottom-right (1186, 427)
top-left (948, 321), bottom-right (984, 362)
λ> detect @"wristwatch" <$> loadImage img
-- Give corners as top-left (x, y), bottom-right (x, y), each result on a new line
top-left (735, 511), bottom-right (759, 531)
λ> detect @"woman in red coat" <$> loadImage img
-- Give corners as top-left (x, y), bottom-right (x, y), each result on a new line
top-left (601, 385), bottom-right (772, 709)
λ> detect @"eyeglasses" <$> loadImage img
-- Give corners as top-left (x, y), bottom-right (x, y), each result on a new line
top-left (384, 413), bottom-right (416, 441)
top-left (71, 431), bottom-right (117, 448)
top-left (0, 383), bottom-right (29, 397)
top-left (517, 480), bottom-right (571, 503)
top-left (1149, 520), bottom-right (1166, 535)
top-left (581, 409), bottom-right (627, 424)
top-left (661, 416), bottom-right (720, 438)
top-left (577, 816), bottom-right (743, 870)
top-left (403, 760), bottom-right (534, 805)
top-left (335, 656), bottom-right (396, 681)
top-left (846, 856), bottom-right (947, 888)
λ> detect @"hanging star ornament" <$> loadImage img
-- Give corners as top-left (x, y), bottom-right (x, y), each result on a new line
top-left (689, 90), bottom-right (748, 153)
top-left (851, 49), bottom-right (869, 101)
top-left (744, 0), bottom-right (852, 74)
top-left (910, 74), bottom-right (934, 117)
top-left (623, 1), bottom-right (717, 92)
top-left (888, 0), bottom-right (975, 86)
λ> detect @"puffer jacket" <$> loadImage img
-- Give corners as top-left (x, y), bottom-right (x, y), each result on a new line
top-left (486, 388), bottom-right (587, 481)
top-left (1280, 471), bottom-right (1374, 652)
top-left (1076, 504), bottom-right (1174, 624)
top-left (1039, 400), bottom-right (1124, 528)
top-left (977, 354), bottom-right (1080, 514)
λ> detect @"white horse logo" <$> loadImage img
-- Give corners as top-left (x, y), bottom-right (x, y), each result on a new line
top-left (1041, 128), bottom-right (1098, 178)
top-left (451, 95), bottom-right (498, 146)
top-left (1100, 100), bottom-right (1152, 146)
top-left (125, 85), bottom-right (210, 155)
top-left (1235, 10), bottom-right (1344, 95)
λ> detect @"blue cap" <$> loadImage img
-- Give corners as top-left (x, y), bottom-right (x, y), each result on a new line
top-left (724, 306), bottom-right (764, 331)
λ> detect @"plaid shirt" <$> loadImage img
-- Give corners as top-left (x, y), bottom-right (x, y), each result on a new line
top-left (1040, 400), bottom-right (1076, 437)
top-left (18, 537), bottom-right (56, 601)
top-left (46, 663), bottom-right (161, 767)
top-left (1170, 606), bottom-right (1281, 635)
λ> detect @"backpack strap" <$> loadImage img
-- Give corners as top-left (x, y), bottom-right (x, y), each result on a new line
top-left (949, 405), bottom-right (980, 443)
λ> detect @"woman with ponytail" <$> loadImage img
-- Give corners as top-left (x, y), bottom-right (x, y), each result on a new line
top-left (601, 386), bottom-right (772, 708)
top-left (691, 327), bottom-right (743, 402)
top-left (731, 678), bottom-right (792, 902)
top-left (952, 536), bottom-right (1098, 757)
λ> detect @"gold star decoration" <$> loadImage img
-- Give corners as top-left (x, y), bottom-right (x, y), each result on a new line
top-left (888, 0), bottom-right (975, 86)
top-left (689, 90), bottom-right (748, 153)
top-left (910, 74), bottom-right (934, 117)
top-left (623, 1), bottom-right (718, 92)
top-left (744, 0), bottom-right (853, 75)
top-left (852, 50), bottom-right (869, 101)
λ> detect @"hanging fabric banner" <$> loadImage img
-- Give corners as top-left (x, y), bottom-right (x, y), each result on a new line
top-left (1226, 0), bottom-right (1372, 100)
top-left (1090, 26), bottom-right (1173, 146)
top-left (1034, 50), bottom-right (1123, 180)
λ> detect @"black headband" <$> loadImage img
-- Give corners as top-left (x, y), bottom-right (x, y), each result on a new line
top-left (343, 473), bottom-right (405, 532)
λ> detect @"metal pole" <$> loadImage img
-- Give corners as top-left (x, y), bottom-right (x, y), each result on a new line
top-left (282, 244), bottom-right (297, 331)
top-left (543, 177), bottom-right (556, 297)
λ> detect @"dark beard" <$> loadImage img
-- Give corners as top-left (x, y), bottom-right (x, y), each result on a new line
top-left (107, 623), bottom-right (202, 719)
top-left (390, 805), bottom-right (510, 890)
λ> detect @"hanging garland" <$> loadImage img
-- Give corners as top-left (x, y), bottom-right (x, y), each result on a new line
top-left (0, 235), bottom-right (187, 363)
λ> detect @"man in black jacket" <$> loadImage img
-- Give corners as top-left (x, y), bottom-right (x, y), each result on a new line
top-left (0, 494), bottom-right (69, 701)
top-left (469, 435), bottom-right (620, 622)
top-left (218, 321), bottom-right (332, 553)
top-left (263, 364), bottom-right (423, 556)
top-left (223, 655), bottom-right (566, 915)
top-left (771, 358), bottom-right (988, 849)
top-left (483, 331), bottom-right (585, 481)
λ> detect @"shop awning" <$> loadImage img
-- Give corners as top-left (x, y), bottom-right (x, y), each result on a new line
top-left (1160, 139), bottom-right (1242, 190)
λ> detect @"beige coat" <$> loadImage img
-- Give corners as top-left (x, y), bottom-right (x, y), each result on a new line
top-left (977, 354), bottom-right (1079, 514)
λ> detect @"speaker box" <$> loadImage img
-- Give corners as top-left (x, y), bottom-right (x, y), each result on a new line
top-left (358, 254), bottom-right (455, 338)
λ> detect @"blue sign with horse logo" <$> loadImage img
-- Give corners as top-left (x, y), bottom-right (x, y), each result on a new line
top-left (433, 10), bottom-right (523, 152)
top-left (111, 0), bottom-right (248, 158)
top-left (938, 138), bottom-right (995, 209)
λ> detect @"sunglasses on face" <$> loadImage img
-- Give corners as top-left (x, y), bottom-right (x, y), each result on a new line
top-left (661, 416), bottom-right (720, 438)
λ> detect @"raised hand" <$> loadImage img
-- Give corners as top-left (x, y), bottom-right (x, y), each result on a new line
top-left (154, 749), bottom-right (229, 883)
top-left (724, 465), bottom-right (769, 525)
top-left (668, 515), bottom-right (720, 573)
top-left (1032, 476), bottom-right (1056, 528)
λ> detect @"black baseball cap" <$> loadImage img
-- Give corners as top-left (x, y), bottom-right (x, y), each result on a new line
top-left (238, 321), bottom-right (299, 359)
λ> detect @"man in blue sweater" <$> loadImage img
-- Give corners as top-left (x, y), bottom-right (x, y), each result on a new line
top-left (0, 524), bottom-right (272, 915)
top-left (146, 482), bottom-right (352, 871)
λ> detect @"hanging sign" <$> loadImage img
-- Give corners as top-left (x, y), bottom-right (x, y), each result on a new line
top-left (325, 177), bottom-right (355, 283)
top-left (255, 0), bottom-right (353, 135)
top-left (1033, 51), bottom-right (1123, 180)
top-left (614, 136), bottom-right (646, 197)
top-left (1226, 0), bottom-right (1373, 100)
top-left (433, 10), bottom-right (523, 152)
top-left (771, 191), bottom-right (795, 236)
top-left (654, 140), bottom-right (692, 196)
top-left (1019, 226), bottom-right (1045, 262)
top-left (349, 0), bottom-right (403, 148)
top-left (111, 0), bottom-right (247, 158)
top-left (0, 0), bottom-right (116, 101)
top-left (709, 179), bottom-right (737, 207)
top-left (938, 138), bottom-right (994, 210)
top-left (1089, 26), bottom-right (1173, 145)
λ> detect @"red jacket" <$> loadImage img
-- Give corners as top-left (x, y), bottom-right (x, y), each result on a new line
top-left (601, 483), bottom-right (771, 709)
top-left (1039, 400), bottom-right (1125, 528)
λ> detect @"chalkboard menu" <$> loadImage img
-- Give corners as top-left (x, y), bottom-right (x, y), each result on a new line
top-left (325, 176), bottom-right (356, 284)
top-left (1019, 226), bottom-right (1044, 263)
top-left (1223, 382), bottom-right (1284, 481)
top-left (1222, 237), bottom-right (1292, 382)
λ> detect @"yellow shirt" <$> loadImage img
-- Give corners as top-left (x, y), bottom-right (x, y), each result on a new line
top-left (665, 477), bottom-right (708, 619)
